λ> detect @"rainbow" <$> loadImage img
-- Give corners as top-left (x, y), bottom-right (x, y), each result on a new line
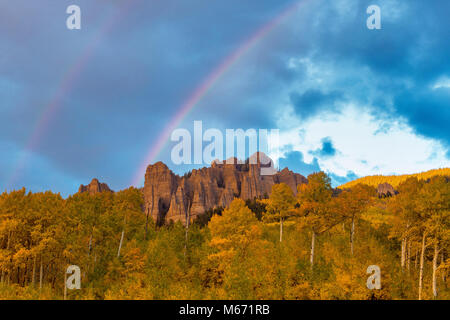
top-left (7, 1), bottom-right (307, 190)
top-left (7, 1), bottom-right (139, 189)
top-left (131, 0), bottom-right (307, 187)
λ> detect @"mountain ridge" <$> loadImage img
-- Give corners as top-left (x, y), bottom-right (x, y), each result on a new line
top-left (143, 153), bottom-right (307, 225)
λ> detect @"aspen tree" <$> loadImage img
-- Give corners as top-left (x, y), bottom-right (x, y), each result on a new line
top-left (297, 172), bottom-right (340, 269)
top-left (337, 184), bottom-right (376, 255)
top-left (264, 183), bottom-right (296, 242)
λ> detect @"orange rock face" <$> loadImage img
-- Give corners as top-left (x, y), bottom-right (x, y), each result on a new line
top-left (143, 153), bottom-right (307, 225)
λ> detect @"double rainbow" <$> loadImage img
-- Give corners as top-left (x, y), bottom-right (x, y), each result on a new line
top-left (7, 1), bottom-right (307, 190)
top-left (130, 1), bottom-right (306, 187)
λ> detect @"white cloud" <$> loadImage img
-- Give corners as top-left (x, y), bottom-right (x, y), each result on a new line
top-left (432, 76), bottom-right (450, 90)
top-left (274, 104), bottom-right (449, 178)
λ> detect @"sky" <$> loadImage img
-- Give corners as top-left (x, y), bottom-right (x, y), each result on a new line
top-left (0, 0), bottom-right (449, 196)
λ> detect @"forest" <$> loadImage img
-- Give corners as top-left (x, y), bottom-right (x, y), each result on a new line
top-left (0, 172), bottom-right (448, 300)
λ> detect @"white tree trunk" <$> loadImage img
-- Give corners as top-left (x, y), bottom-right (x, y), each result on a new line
top-left (184, 209), bottom-right (191, 258)
top-left (418, 232), bottom-right (426, 300)
top-left (32, 256), bottom-right (36, 286)
top-left (401, 237), bottom-right (406, 271)
top-left (279, 217), bottom-right (283, 242)
top-left (39, 259), bottom-right (43, 291)
top-left (310, 231), bottom-right (316, 269)
top-left (88, 233), bottom-right (93, 257)
top-left (117, 215), bottom-right (127, 258)
top-left (407, 240), bottom-right (411, 271)
top-left (442, 252), bottom-right (446, 284)
top-left (64, 270), bottom-right (67, 300)
top-left (117, 230), bottom-right (124, 258)
top-left (415, 248), bottom-right (419, 270)
top-left (432, 241), bottom-right (439, 298)
top-left (350, 217), bottom-right (355, 256)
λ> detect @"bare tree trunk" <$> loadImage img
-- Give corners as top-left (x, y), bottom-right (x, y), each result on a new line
top-left (401, 237), bottom-right (406, 271)
top-left (442, 252), bottom-right (446, 286)
top-left (1, 263), bottom-right (5, 283)
top-left (350, 216), bottom-right (355, 255)
top-left (279, 217), bottom-right (283, 242)
top-left (24, 257), bottom-right (29, 286)
top-left (64, 270), bottom-right (67, 300)
top-left (432, 241), bottom-right (439, 299)
top-left (5, 231), bottom-right (11, 283)
top-left (39, 259), bottom-right (43, 291)
top-left (3, 232), bottom-right (10, 283)
top-left (418, 232), bottom-right (426, 300)
top-left (86, 231), bottom-right (93, 276)
top-left (184, 209), bottom-right (191, 258)
top-left (32, 256), bottom-right (36, 286)
top-left (51, 265), bottom-right (56, 289)
top-left (145, 207), bottom-right (150, 240)
top-left (310, 231), bottom-right (316, 270)
top-left (117, 230), bottom-right (124, 258)
top-left (117, 215), bottom-right (127, 258)
top-left (415, 248), bottom-right (419, 270)
top-left (407, 240), bottom-right (411, 271)
top-left (88, 232), bottom-right (93, 257)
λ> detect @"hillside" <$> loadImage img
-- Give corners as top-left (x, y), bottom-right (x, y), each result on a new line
top-left (339, 168), bottom-right (450, 189)
top-left (0, 169), bottom-right (448, 300)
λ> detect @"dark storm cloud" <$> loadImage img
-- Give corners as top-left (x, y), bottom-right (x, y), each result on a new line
top-left (290, 90), bottom-right (343, 120)
top-left (1, 0), bottom-right (449, 195)
top-left (310, 137), bottom-right (337, 158)
top-left (394, 87), bottom-right (450, 151)
top-left (0, 0), bottom-right (296, 194)
top-left (320, 1), bottom-right (449, 145)
top-left (278, 0), bottom-right (450, 151)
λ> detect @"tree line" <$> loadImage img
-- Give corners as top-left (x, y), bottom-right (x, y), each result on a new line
top-left (0, 172), bottom-right (448, 299)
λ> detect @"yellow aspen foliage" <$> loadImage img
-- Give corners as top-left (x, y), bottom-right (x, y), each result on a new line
top-left (0, 172), bottom-right (448, 300)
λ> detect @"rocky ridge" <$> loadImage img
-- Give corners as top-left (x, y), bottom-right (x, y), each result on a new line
top-left (78, 178), bottom-right (113, 194)
top-left (143, 153), bottom-right (307, 225)
top-left (377, 182), bottom-right (397, 198)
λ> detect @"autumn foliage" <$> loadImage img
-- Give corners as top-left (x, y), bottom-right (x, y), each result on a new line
top-left (0, 172), bottom-right (448, 300)
top-left (340, 168), bottom-right (450, 189)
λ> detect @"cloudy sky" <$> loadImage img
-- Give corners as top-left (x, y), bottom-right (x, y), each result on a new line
top-left (1, 0), bottom-right (449, 196)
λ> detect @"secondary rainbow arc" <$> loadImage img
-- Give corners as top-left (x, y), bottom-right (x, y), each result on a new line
top-left (131, 0), bottom-right (307, 187)
top-left (7, 2), bottom-right (139, 189)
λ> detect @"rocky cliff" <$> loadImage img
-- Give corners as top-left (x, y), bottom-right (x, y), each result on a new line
top-left (143, 153), bottom-right (307, 225)
top-left (79, 178), bottom-right (113, 194)
top-left (377, 182), bottom-right (397, 198)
